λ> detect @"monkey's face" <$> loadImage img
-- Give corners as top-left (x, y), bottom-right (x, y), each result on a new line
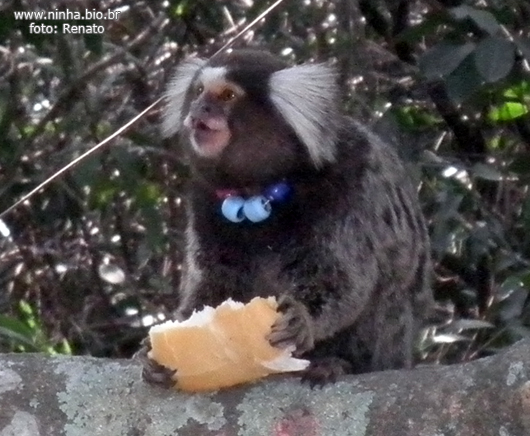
top-left (181, 63), bottom-right (301, 184)
top-left (182, 69), bottom-right (245, 159)
top-left (162, 50), bottom-right (341, 185)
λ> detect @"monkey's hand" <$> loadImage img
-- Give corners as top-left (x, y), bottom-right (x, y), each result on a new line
top-left (134, 337), bottom-right (176, 389)
top-left (267, 295), bottom-right (314, 356)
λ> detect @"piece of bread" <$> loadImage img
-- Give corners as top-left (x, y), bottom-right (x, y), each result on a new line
top-left (148, 296), bottom-right (310, 392)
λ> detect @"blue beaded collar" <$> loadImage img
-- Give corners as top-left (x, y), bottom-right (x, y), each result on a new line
top-left (215, 181), bottom-right (292, 223)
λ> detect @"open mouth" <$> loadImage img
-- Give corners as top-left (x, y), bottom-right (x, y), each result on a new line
top-left (192, 118), bottom-right (224, 144)
top-left (186, 116), bottom-right (230, 157)
top-left (193, 119), bottom-right (212, 132)
top-left (191, 117), bottom-right (225, 132)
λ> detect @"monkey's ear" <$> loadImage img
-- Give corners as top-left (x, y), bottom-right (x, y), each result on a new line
top-left (162, 57), bottom-right (206, 137)
top-left (269, 63), bottom-right (340, 166)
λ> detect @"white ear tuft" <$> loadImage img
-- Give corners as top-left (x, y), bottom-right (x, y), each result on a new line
top-left (162, 57), bottom-right (206, 137)
top-left (269, 63), bottom-right (340, 166)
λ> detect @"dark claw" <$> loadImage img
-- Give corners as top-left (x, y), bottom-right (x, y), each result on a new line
top-left (301, 357), bottom-right (352, 389)
top-left (134, 337), bottom-right (177, 389)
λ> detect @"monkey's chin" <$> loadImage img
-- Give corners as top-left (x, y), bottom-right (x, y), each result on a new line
top-left (191, 129), bottom-right (230, 158)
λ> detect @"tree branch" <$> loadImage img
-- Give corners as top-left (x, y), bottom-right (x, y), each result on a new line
top-left (1, 340), bottom-right (530, 435)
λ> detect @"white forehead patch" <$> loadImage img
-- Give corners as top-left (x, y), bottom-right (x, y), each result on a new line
top-left (198, 66), bottom-right (228, 87)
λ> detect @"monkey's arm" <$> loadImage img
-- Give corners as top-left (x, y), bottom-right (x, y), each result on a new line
top-left (268, 224), bottom-right (379, 354)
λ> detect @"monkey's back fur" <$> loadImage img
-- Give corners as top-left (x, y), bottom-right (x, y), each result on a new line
top-left (178, 116), bottom-right (432, 375)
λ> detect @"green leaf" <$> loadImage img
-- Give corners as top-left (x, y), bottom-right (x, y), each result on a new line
top-left (391, 107), bottom-right (440, 131)
top-left (488, 102), bottom-right (529, 122)
top-left (88, 180), bottom-right (119, 210)
top-left (445, 54), bottom-right (483, 104)
top-left (419, 42), bottom-right (475, 81)
top-left (72, 154), bottom-right (101, 188)
top-left (499, 288), bottom-right (527, 321)
top-left (396, 13), bottom-right (448, 44)
top-left (0, 327), bottom-right (36, 349)
top-left (169, 0), bottom-right (192, 17)
top-left (57, 339), bottom-right (73, 355)
top-left (503, 80), bottom-right (530, 100)
top-left (520, 271), bottom-right (530, 289)
top-left (474, 36), bottom-right (515, 83)
top-left (111, 147), bottom-right (144, 190)
top-left (449, 5), bottom-right (474, 20)
top-left (450, 6), bottom-right (501, 35)
top-left (141, 207), bottom-right (165, 251)
top-left (0, 315), bottom-right (35, 340)
top-left (508, 155), bottom-right (530, 175)
top-left (471, 163), bottom-right (503, 181)
top-left (135, 182), bottom-right (162, 209)
top-left (18, 300), bottom-right (39, 330)
top-left (500, 276), bottom-right (524, 297)
top-left (486, 135), bottom-right (503, 150)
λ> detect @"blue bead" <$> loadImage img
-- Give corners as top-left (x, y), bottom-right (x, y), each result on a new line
top-left (243, 195), bottom-right (271, 222)
top-left (221, 196), bottom-right (245, 222)
top-left (263, 181), bottom-right (292, 203)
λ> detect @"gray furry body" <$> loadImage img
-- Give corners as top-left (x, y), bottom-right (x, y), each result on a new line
top-left (180, 117), bottom-right (431, 374)
top-left (140, 49), bottom-right (432, 384)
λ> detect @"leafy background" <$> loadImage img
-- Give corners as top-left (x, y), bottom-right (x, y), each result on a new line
top-left (1, 0), bottom-right (530, 366)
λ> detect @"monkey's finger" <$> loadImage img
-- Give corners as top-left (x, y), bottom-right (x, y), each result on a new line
top-left (267, 328), bottom-right (298, 350)
top-left (138, 351), bottom-right (177, 389)
top-left (141, 362), bottom-right (177, 389)
top-left (267, 316), bottom-right (314, 355)
top-left (301, 357), bottom-right (352, 389)
top-left (132, 336), bottom-right (153, 363)
top-left (134, 337), bottom-right (177, 389)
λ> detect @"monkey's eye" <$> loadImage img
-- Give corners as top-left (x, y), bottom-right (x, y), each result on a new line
top-left (195, 85), bottom-right (204, 96)
top-left (219, 88), bottom-right (236, 102)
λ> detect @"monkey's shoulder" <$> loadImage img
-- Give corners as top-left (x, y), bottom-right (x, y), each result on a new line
top-left (336, 117), bottom-right (406, 170)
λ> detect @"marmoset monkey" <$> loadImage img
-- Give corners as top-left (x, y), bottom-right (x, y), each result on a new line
top-left (137, 49), bottom-right (432, 386)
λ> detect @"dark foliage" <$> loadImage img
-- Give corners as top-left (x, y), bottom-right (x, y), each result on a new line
top-left (1, 0), bottom-right (530, 365)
